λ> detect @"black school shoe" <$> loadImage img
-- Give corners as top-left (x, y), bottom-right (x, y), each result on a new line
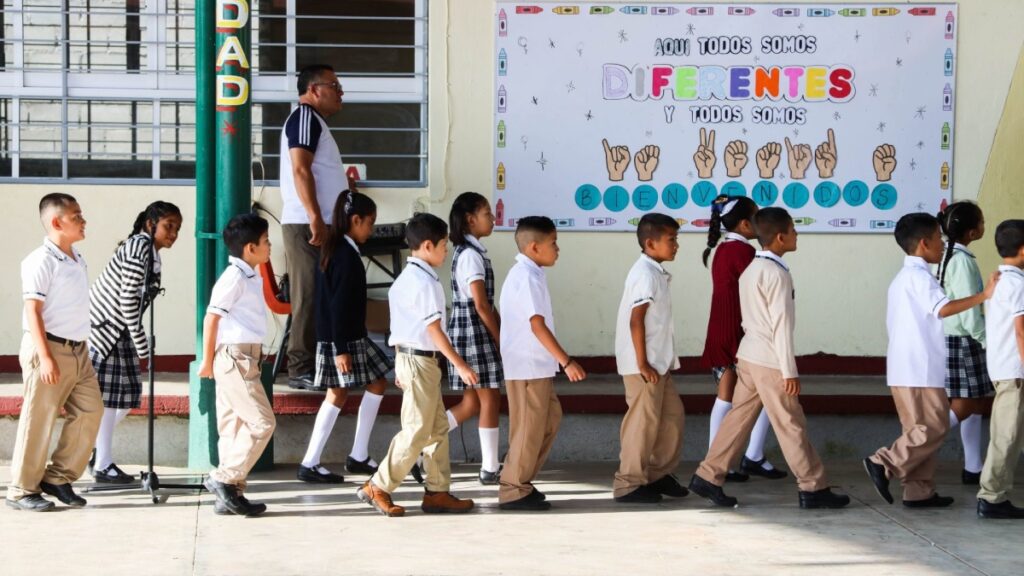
top-left (647, 474), bottom-right (689, 498)
top-left (345, 456), bottom-right (378, 475)
top-left (615, 484), bottom-right (663, 504)
top-left (203, 477), bottom-right (251, 516)
top-left (740, 456), bottom-right (788, 480)
top-left (799, 488), bottom-right (851, 509)
top-left (962, 469), bottom-right (981, 485)
top-left (863, 457), bottom-right (893, 504)
top-left (688, 474), bottom-right (738, 507)
top-left (725, 470), bottom-right (750, 483)
top-left (94, 463), bottom-right (135, 484)
top-left (214, 494), bottom-right (266, 517)
top-left (903, 493), bottom-right (954, 508)
top-left (410, 461), bottom-right (425, 484)
top-left (977, 499), bottom-right (1024, 519)
top-left (479, 466), bottom-right (502, 485)
top-left (39, 481), bottom-right (87, 508)
top-left (499, 488), bottom-right (551, 511)
top-left (297, 464), bottom-right (344, 484)
top-left (5, 494), bottom-right (55, 512)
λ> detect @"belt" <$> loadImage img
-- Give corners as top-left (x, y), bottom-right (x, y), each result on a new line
top-left (396, 346), bottom-right (440, 359)
top-left (46, 332), bottom-right (85, 349)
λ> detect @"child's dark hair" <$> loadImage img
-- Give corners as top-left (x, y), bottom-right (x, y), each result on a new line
top-left (321, 189), bottom-right (377, 270)
top-left (297, 64), bottom-right (334, 96)
top-left (894, 212), bottom-right (940, 255)
top-left (702, 195), bottom-right (758, 267)
top-left (995, 220), bottom-right (1024, 258)
top-left (752, 207), bottom-right (793, 248)
top-left (406, 212), bottom-right (448, 250)
top-left (936, 201), bottom-right (984, 288)
top-left (636, 213), bottom-right (680, 249)
top-left (223, 213), bottom-right (269, 258)
top-left (39, 192), bottom-right (78, 216)
top-left (449, 192), bottom-right (490, 246)
top-left (128, 201), bottom-right (182, 238)
top-left (514, 216), bottom-right (556, 251)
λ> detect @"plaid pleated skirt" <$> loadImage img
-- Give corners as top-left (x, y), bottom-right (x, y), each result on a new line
top-left (89, 335), bottom-right (142, 409)
top-left (314, 339), bottom-right (393, 389)
top-left (945, 335), bottom-right (994, 398)
top-left (447, 300), bottom-right (503, 390)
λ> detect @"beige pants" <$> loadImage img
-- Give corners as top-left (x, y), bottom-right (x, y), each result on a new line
top-left (613, 372), bottom-right (685, 497)
top-left (7, 333), bottom-right (103, 500)
top-left (209, 344), bottom-right (276, 491)
top-left (499, 378), bottom-right (563, 503)
top-left (978, 379), bottom-right (1024, 503)
top-left (870, 386), bottom-right (950, 501)
top-left (697, 360), bottom-right (828, 492)
top-left (372, 353), bottom-right (451, 494)
top-left (282, 223), bottom-right (318, 377)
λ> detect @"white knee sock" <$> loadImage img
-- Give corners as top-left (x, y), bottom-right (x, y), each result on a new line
top-left (446, 409), bottom-right (459, 433)
top-left (94, 407), bottom-right (119, 472)
top-left (961, 414), bottom-right (984, 473)
top-left (949, 409), bottom-right (960, 429)
top-left (479, 427), bottom-right (500, 473)
top-left (745, 408), bottom-right (775, 470)
top-left (301, 402), bottom-right (341, 469)
top-left (709, 398), bottom-right (732, 449)
top-left (350, 391), bottom-right (382, 464)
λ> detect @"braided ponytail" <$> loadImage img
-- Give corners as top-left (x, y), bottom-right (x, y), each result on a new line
top-left (702, 195), bottom-right (729, 267)
top-left (936, 201), bottom-right (984, 288)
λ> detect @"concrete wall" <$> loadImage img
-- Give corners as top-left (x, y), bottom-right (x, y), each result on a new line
top-left (2, 1), bottom-right (1023, 360)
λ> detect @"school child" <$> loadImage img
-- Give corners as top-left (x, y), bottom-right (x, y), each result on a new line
top-left (87, 201), bottom-right (182, 484)
top-left (7, 193), bottom-right (103, 512)
top-left (358, 212), bottom-right (478, 517)
top-left (198, 213), bottom-right (277, 517)
top-left (444, 192), bottom-right (505, 484)
top-left (297, 191), bottom-right (389, 484)
top-left (935, 201), bottom-right (991, 485)
top-left (699, 195), bottom-right (786, 482)
top-left (977, 220), bottom-right (1024, 519)
top-left (498, 216), bottom-right (587, 511)
top-left (690, 208), bottom-right (849, 509)
top-left (864, 213), bottom-right (997, 508)
top-left (612, 213), bottom-right (687, 503)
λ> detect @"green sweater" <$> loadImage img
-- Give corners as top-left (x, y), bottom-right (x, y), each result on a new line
top-left (938, 245), bottom-right (986, 346)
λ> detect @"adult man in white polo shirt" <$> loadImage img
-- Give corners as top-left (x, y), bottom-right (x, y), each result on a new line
top-left (279, 64), bottom-right (349, 389)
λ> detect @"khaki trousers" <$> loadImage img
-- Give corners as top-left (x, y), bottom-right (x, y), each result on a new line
top-left (978, 379), bottom-right (1024, 503)
top-left (499, 378), bottom-right (563, 503)
top-left (870, 386), bottom-right (950, 501)
top-left (697, 360), bottom-right (827, 492)
top-left (373, 353), bottom-right (451, 494)
top-left (613, 372), bottom-right (685, 497)
top-left (209, 344), bottom-right (276, 490)
top-left (7, 333), bottom-right (103, 500)
top-left (282, 223), bottom-right (318, 377)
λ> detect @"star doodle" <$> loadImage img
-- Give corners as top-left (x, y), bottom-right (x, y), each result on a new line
top-left (686, 24), bottom-right (696, 35)
top-left (566, 81), bottom-right (576, 93)
top-left (531, 96), bottom-right (539, 105)
top-left (792, 128), bottom-right (800, 137)
top-left (896, 58), bottom-right (903, 67)
top-left (687, 171), bottom-right (694, 179)
top-left (222, 120), bottom-right (238, 136)
top-left (585, 110), bottom-right (593, 121)
top-left (618, 30), bottom-right (629, 43)
top-left (854, 30), bottom-right (861, 42)
top-left (549, 38), bottom-right (556, 49)
top-left (798, 23), bottom-right (805, 31)
top-left (906, 32), bottom-right (912, 44)
top-left (869, 84), bottom-right (879, 97)
top-left (833, 111), bottom-right (842, 121)
top-left (910, 159), bottom-right (918, 171)
top-left (877, 122), bottom-right (886, 132)
top-left (536, 152), bottom-right (549, 171)
top-left (915, 106), bottom-right (926, 119)
top-left (916, 140), bottom-right (925, 149)
top-left (741, 127), bottom-right (748, 135)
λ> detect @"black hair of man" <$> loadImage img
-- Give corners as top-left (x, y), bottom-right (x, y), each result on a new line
top-left (223, 213), bottom-right (269, 258)
top-left (297, 64), bottom-right (335, 96)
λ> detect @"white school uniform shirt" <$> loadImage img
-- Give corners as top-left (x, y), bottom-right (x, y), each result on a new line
top-left (22, 238), bottom-right (91, 342)
top-left (453, 235), bottom-right (489, 296)
top-left (207, 257), bottom-right (267, 345)
top-left (500, 254), bottom-right (559, 380)
top-left (886, 256), bottom-right (950, 388)
top-left (388, 257), bottom-right (446, 351)
top-left (615, 253), bottom-right (679, 375)
top-left (985, 265), bottom-right (1024, 381)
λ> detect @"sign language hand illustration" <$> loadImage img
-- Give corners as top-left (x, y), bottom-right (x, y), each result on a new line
top-left (814, 128), bottom-right (838, 179)
top-left (693, 127), bottom-right (716, 179)
top-left (634, 144), bottom-right (660, 182)
top-left (873, 144), bottom-right (897, 182)
top-left (784, 137), bottom-right (812, 180)
top-left (602, 138), bottom-right (630, 181)
top-left (756, 141), bottom-right (782, 179)
top-left (724, 140), bottom-right (748, 178)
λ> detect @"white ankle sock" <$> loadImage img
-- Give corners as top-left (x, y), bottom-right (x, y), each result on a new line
top-left (745, 408), bottom-right (774, 470)
top-left (301, 402), bottom-right (341, 468)
top-left (94, 407), bottom-right (119, 472)
top-left (350, 391), bottom-right (382, 463)
top-left (447, 409), bottom-right (459, 432)
top-left (709, 398), bottom-right (732, 449)
top-left (949, 409), bottom-right (960, 429)
top-left (479, 427), bottom-right (499, 473)
top-left (961, 414), bottom-right (984, 473)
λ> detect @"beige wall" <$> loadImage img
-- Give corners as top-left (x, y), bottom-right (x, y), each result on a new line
top-left (2, 1), bottom-right (1023, 360)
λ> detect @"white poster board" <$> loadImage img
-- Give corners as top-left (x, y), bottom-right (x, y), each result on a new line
top-left (493, 3), bottom-right (957, 232)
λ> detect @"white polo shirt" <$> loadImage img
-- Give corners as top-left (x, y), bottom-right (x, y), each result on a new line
top-left (986, 265), bottom-right (1024, 381)
top-left (887, 256), bottom-right (950, 388)
top-left (615, 253), bottom-right (679, 375)
top-left (207, 257), bottom-right (267, 345)
top-left (500, 254), bottom-right (559, 380)
top-left (279, 103), bottom-right (346, 225)
top-left (22, 238), bottom-right (91, 342)
top-left (388, 257), bottom-right (446, 351)
top-left (453, 235), bottom-right (489, 296)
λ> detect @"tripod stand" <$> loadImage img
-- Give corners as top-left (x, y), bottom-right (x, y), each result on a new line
top-left (83, 238), bottom-right (206, 503)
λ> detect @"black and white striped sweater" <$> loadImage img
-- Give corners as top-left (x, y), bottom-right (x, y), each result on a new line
top-left (88, 234), bottom-right (161, 360)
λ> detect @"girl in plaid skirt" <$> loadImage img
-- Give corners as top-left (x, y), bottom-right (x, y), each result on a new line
top-left (445, 192), bottom-right (505, 484)
top-left (88, 201), bottom-right (182, 483)
top-left (297, 190), bottom-right (392, 484)
top-left (937, 201), bottom-right (992, 485)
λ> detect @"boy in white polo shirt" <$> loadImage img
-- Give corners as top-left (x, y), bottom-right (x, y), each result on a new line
top-left (977, 220), bottom-right (1024, 519)
top-left (358, 213), bottom-right (478, 517)
top-left (198, 213), bottom-right (277, 517)
top-left (612, 213), bottom-right (687, 504)
top-left (498, 216), bottom-right (587, 511)
top-left (865, 212), bottom-right (997, 508)
top-left (7, 193), bottom-right (103, 512)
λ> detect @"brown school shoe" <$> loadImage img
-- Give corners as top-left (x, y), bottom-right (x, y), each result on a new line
top-left (357, 481), bottom-right (405, 517)
top-left (421, 490), bottom-right (475, 514)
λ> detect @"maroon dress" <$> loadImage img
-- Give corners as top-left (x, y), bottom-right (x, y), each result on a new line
top-left (700, 238), bottom-right (755, 369)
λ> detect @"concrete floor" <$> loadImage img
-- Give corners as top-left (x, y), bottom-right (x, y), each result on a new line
top-left (3, 460), bottom-right (1023, 576)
